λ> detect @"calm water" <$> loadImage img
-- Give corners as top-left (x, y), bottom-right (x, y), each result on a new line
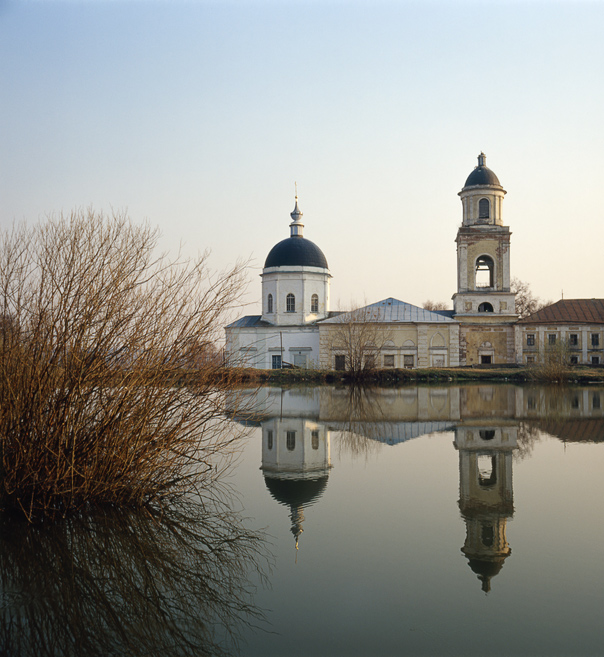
top-left (228, 384), bottom-right (604, 657)
top-left (2, 383), bottom-right (604, 656)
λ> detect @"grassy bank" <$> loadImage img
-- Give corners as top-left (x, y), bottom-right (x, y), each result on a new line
top-left (226, 365), bottom-right (604, 386)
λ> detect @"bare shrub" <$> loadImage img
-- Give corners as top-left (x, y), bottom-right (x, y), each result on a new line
top-left (0, 209), bottom-right (247, 517)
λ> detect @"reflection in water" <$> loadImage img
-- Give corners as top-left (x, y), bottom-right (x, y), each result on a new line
top-left (227, 383), bottom-right (604, 593)
top-left (0, 499), bottom-right (269, 657)
top-left (455, 425), bottom-right (517, 593)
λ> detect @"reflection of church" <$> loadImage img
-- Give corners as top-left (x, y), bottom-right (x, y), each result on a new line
top-left (455, 424), bottom-right (517, 593)
top-left (261, 414), bottom-right (331, 549)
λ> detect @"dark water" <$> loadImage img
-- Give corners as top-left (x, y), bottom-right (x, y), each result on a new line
top-left (228, 384), bottom-right (604, 657)
top-left (2, 383), bottom-right (604, 656)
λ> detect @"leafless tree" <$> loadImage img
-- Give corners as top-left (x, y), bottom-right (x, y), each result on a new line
top-left (422, 300), bottom-right (449, 311)
top-left (511, 277), bottom-right (553, 318)
top-left (327, 303), bottom-right (393, 379)
top-left (0, 209), bottom-right (249, 517)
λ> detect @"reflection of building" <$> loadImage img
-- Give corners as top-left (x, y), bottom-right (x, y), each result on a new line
top-left (455, 425), bottom-right (517, 593)
top-left (261, 416), bottom-right (331, 549)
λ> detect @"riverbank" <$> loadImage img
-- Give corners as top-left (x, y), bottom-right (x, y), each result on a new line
top-left (230, 365), bottom-right (604, 386)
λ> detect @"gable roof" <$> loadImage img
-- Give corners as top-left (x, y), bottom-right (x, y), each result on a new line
top-left (319, 298), bottom-right (456, 324)
top-left (518, 299), bottom-right (604, 325)
top-left (226, 315), bottom-right (271, 329)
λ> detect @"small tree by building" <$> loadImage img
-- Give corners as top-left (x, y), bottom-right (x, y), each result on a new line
top-left (511, 277), bottom-right (553, 319)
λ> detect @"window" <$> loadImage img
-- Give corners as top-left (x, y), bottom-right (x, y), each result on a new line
top-left (478, 302), bottom-right (494, 313)
top-left (526, 334), bottom-right (535, 346)
top-left (593, 393), bottom-right (601, 409)
top-left (272, 355), bottom-right (282, 369)
top-left (479, 430), bottom-right (496, 441)
top-left (570, 356), bottom-right (579, 365)
top-left (286, 431), bottom-right (296, 451)
top-left (527, 356), bottom-right (535, 364)
top-left (548, 334), bottom-right (557, 346)
top-left (592, 333), bottom-right (600, 347)
top-left (267, 293), bottom-right (273, 314)
top-left (570, 333), bottom-right (578, 346)
top-left (571, 395), bottom-right (579, 409)
top-left (383, 354), bottom-right (395, 368)
top-left (364, 355), bottom-right (375, 370)
top-left (481, 355), bottom-right (492, 364)
top-left (527, 395), bottom-right (536, 410)
top-left (286, 293), bottom-right (295, 313)
top-left (592, 356), bottom-right (600, 365)
top-left (404, 355), bottom-right (414, 369)
top-left (335, 354), bottom-right (346, 371)
top-left (475, 255), bottom-right (494, 288)
top-left (311, 431), bottom-right (319, 450)
top-left (478, 198), bottom-right (490, 219)
top-left (311, 294), bottom-right (319, 313)
top-left (267, 430), bottom-right (273, 451)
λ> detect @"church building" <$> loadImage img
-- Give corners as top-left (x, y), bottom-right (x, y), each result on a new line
top-left (226, 154), bottom-right (599, 370)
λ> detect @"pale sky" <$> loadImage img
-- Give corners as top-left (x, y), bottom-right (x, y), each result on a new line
top-left (1, 0), bottom-right (603, 315)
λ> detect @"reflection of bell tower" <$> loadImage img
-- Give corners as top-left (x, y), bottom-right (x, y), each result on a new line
top-left (261, 417), bottom-right (331, 550)
top-left (454, 424), bottom-right (517, 592)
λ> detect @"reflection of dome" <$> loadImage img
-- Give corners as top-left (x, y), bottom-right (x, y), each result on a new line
top-left (467, 557), bottom-right (507, 593)
top-left (264, 475), bottom-right (329, 550)
top-left (264, 475), bottom-right (329, 508)
top-left (463, 152), bottom-right (502, 188)
top-left (264, 237), bottom-right (328, 269)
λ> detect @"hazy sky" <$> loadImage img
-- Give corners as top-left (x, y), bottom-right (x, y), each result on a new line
top-left (1, 0), bottom-right (603, 314)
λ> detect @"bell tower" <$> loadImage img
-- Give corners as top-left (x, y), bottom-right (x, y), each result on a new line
top-left (452, 154), bottom-right (517, 365)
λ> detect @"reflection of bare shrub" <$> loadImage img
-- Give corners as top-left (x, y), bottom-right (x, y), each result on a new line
top-left (0, 497), bottom-right (269, 657)
top-left (515, 422), bottom-right (542, 461)
top-left (0, 210), bottom-right (247, 517)
top-left (333, 386), bottom-right (385, 458)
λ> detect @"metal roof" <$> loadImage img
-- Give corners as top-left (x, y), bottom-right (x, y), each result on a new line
top-left (226, 315), bottom-right (270, 329)
top-left (517, 299), bottom-right (604, 325)
top-left (319, 298), bottom-right (457, 324)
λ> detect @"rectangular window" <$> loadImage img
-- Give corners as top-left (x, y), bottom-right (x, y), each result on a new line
top-left (293, 353), bottom-right (307, 368)
top-left (335, 354), bottom-right (346, 371)
top-left (267, 430), bottom-right (273, 450)
top-left (570, 356), bottom-right (579, 365)
top-left (311, 431), bottom-right (319, 450)
top-left (481, 355), bottom-right (492, 364)
top-left (593, 393), bottom-right (601, 410)
top-left (404, 355), bottom-right (414, 369)
top-left (592, 334), bottom-right (600, 347)
top-left (569, 334), bottom-right (578, 346)
top-left (527, 396), bottom-right (536, 410)
top-left (272, 355), bottom-right (282, 369)
top-left (383, 354), bottom-right (395, 368)
top-left (364, 355), bottom-right (376, 370)
top-left (571, 395), bottom-right (580, 409)
top-left (548, 334), bottom-right (557, 346)
top-left (526, 356), bottom-right (535, 364)
top-left (592, 356), bottom-right (600, 365)
top-left (526, 334), bottom-right (535, 346)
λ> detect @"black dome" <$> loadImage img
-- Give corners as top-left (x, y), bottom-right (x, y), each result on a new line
top-left (264, 236), bottom-right (329, 269)
top-left (264, 475), bottom-right (329, 508)
top-left (464, 165), bottom-right (501, 188)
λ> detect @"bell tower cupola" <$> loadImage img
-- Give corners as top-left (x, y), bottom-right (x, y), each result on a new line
top-left (453, 153), bottom-right (516, 322)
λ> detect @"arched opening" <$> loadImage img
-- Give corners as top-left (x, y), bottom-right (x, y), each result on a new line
top-left (286, 431), bottom-right (296, 451)
top-left (475, 255), bottom-right (494, 288)
top-left (481, 524), bottom-right (494, 548)
top-left (478, 454), bottom-right (497, 487)
top-left (286, 293), bottom-right (295, 313)
top-left (479, 198), bottom-right (490, 220)
top-left (479, 429), bottom-right (496, 441)
top-left (311, 294), bottom-right (319, 313)
top-left (267, 293), bottom-right (273, 314)
top-left (478, 302), bottom-right (494, 313)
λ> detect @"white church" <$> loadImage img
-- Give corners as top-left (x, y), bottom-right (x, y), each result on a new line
top-left (226, 154), bottom-right (604, 369)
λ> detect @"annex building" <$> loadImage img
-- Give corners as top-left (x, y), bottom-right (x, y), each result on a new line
top-left (225, 154), bottom-right (604, 369)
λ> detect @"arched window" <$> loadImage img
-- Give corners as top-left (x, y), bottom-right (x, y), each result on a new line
top-left (475, 255), bottom-right (494, 288)
top-left (311, 294), bottom-right (319, 313)
top-left (286, 431), bottom-right (296, 451)
top-left (479, 198), bottom-right (490, 219)
top-left (286, 293), bottom-right (295, 313)
top-left (479, 429), bottom-right (496, 441)
top-left (267, 294), bottom-right (273, 314)
top-left (478, 302), bottom-right (494, 313)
